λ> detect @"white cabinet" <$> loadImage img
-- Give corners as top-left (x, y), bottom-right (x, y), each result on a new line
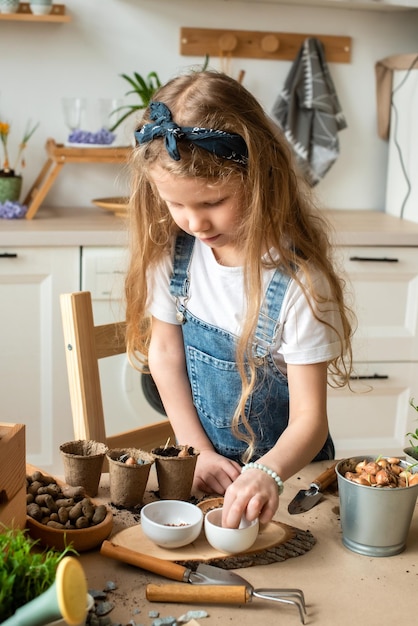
top-left (0, 247), bottom-right (80, 474)
top-left (328, 246), bottom-right (418, 458)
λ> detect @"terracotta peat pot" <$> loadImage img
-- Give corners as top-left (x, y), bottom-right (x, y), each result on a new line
top-left (152, 445), bottom-right (199, 501)
top-left (59, 440), bottom-right (108, 497)
top-left (106, 448), bottom-right (154, 508)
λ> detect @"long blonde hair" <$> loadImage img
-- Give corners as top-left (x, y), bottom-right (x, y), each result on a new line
top-left (125, 70), bottom-right (354, 461)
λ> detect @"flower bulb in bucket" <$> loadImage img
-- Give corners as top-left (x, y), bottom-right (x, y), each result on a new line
top-left (336, 456), bottom-right (418, 557)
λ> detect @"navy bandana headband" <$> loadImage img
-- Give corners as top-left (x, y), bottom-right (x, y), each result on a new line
top-left (135, 101), bottom-right (248, 166)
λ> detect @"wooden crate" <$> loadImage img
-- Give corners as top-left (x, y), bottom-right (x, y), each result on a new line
top-left (0, 423), bottom-right (26, 530)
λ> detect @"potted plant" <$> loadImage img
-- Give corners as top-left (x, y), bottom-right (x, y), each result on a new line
top-left (405, 398), bottom-right (418, 463)
top-left (108, 71), bottom-right (162, 132)
top-left (0, 526), bottom-right (84, 624)
top-left (0, 119), bottom-right (38, 215)
top-left (109, 57), bottom-right (210, 132)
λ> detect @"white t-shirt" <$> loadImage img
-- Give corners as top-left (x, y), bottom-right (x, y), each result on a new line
top-left (147, 238), bottom-right (343, 374)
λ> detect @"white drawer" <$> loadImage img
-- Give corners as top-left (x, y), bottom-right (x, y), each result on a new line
top-left (328, 361), bottom-right (418, 458)
top-left (341, 246), bottom-right (418, 362)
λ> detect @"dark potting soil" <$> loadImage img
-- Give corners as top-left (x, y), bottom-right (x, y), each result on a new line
top-left (152, 445), bottom-right (195, 457)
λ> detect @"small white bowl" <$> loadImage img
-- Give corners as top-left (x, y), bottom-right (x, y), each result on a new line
top-left (141, 500), bottom-right (203, 548)
top-left (204, 507), bottom-right (259, 554)
top-left (30, 4), bottom-right (53, 14)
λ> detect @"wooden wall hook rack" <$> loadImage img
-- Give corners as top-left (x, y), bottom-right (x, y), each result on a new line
top-left (180, 27), bottom-right (351, 64)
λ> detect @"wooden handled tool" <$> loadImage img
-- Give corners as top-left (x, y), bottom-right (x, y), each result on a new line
top-left (310, 462), bottom-right (339, 490)
top-left (100, 540), bottom-right (188, 581)
top-left (288, 462), bottom-right (338, 514)
top-left (146, 583), bottom-right (250, 604)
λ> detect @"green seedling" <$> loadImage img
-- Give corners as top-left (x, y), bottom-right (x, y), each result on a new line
top-left (0, 526), bottom-right (77, 622)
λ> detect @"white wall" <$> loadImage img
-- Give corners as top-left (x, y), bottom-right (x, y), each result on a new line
top-left (1, 0), bottom-right (417, 212)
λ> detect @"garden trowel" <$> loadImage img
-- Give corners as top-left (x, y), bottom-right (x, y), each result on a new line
top-left (287, 462), bottom-right (338, 514)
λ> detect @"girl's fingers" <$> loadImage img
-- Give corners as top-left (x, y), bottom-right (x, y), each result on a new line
top-left (194, 474), bottom-right (226, 495)
top-left (222, 472), bottom-right (279, 528)
top-left (194, 457), bottom-right (241, 495)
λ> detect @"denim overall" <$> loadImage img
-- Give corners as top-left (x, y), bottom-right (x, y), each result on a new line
top-left (169, 233), bottom-right (334, 464)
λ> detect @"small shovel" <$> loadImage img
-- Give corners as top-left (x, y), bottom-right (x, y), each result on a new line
top-left (287, 462), bottom-right (338, 514)
top-left (101, 541), bottom-right (306, 623)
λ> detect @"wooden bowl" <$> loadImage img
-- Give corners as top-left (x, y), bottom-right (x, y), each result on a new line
top-left (26, 509), bottom-right (113, 552)
top-left (197, 497), bottom-right (224, 515)
top-left (25, 463), bottom-right (113, 552)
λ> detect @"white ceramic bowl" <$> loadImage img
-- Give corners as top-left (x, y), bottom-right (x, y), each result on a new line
top-left (204, 507), bottom-right (259, 554)
top-left (30, 4), bottom-right (53, 14)
top-left (141, 500), bottom-right (203, 548)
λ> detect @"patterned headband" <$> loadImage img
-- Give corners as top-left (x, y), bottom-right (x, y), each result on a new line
top-left (135, 101), bottom-right (248, 166)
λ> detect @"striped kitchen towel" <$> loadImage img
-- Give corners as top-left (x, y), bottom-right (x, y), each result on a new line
top-left (271, 37), bottom-right (347, 186)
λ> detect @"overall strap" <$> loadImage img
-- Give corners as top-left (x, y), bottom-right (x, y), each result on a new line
top-left (169, 232), bottom-right (195, 299)
top-left (254, 269), bottom-right (292, 356)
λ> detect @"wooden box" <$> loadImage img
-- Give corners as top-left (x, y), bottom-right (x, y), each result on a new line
top-left (0, 423), bottom-right (26, 530)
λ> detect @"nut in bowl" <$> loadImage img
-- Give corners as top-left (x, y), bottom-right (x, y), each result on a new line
top-left (204, 507), bottom-right (259, 554)
top-left (140, 500), bottom-right (203, 549)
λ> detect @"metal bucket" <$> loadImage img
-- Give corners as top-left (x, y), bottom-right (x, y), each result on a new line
top-left (336, 456), bottom-right (418, 557)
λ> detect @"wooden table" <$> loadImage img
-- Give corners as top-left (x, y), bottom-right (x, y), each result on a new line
top-left (77, 461), bottom-right (418, 625)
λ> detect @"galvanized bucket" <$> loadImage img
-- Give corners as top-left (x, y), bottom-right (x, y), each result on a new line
top-left (336, 456), bottom-right (418, 557)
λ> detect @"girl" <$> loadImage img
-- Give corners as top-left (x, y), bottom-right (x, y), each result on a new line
top-left (125, 70), bottom-right (353, 528)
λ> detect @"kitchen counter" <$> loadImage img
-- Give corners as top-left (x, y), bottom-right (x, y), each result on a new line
top-left (2, 206), bottom-right (418, 247)
top-left (78, 461), bottom-right (418, 626)
top-left (0, 206), bottom-right (128, 247)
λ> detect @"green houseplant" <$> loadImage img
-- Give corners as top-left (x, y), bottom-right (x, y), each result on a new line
top-left (109, 71), bottom-right (162, 132)
top-left (0, 526), bottom-right (78, 623)
top-left (0, 119), bottom-right (39, 204)
top-left (109, 57), bottom-right (210, 132)
top-left (405, 398), bottom-right (418, 462)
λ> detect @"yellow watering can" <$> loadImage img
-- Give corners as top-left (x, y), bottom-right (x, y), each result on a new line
top-left (3, 556), bottom-right (88, 626)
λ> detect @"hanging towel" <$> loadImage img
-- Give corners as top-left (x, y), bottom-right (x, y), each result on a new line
top-left (271, 37), bottom-right (347, 186)
top-left (375, 53), bottom-right (418, 141)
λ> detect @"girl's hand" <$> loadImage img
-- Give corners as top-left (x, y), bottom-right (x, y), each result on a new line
top-left (221, 468), bottom-right (279, 529)
top-left (193, 449), bottom-right (241, 495)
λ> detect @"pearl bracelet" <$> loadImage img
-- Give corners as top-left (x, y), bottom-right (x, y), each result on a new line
top-left (241, 462), bottom-right (284, 495)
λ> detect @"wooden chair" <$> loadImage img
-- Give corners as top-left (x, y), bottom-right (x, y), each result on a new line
top-left (60, 291), bottom-right (174, 451)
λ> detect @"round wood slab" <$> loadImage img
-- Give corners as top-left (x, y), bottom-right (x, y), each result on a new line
top-left (110, 520), bottom-right (316, 569)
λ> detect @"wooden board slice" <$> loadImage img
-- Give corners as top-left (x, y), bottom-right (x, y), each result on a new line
top-left (110, 519), bottom-right (315, 568)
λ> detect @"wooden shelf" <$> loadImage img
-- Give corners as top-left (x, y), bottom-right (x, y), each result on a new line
top-left (0, 3), bottom-right (71, 22)
top-left (43, 139), bottom-right (132, 163)
top-left (24, 139), bottom-right (132, 219)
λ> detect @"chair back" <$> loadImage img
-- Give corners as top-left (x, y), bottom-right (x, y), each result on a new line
top-left (60, 291), bottom-right (174, 451)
